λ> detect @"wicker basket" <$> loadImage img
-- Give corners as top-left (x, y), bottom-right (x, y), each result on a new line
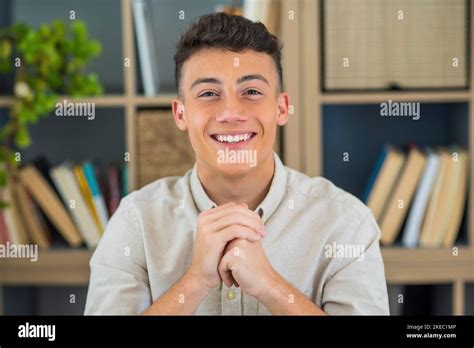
top-left (136, 109), bottom-right (195, 187)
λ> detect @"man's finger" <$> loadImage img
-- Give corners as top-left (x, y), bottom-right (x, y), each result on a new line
top-left (203, 204), bottom-right (263, 229)
top-left (208, 212), bottom-right (265, 238)
top-left (216, 225), bottom-right (261, 245)
top-left (218, 252), bottom-right (235, 288)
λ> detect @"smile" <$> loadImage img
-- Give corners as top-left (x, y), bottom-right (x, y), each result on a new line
top-left (211, 132), bottom-right (256, 144)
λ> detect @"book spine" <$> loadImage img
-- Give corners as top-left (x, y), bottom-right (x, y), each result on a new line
top-left (132, 0), bottom-right (157, 96)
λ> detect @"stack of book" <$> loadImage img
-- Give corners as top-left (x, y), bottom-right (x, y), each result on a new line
top-left (0, 158), bottom-right (128, 250)
top-left (362, 145), bottom-right (469, 248)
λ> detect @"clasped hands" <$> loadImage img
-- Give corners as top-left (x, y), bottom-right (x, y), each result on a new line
top-left (187, 202), bottom-right (278, 300)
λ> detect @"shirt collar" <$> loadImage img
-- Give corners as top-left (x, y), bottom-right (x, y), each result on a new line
top-left (189, 152), bottom-right (287, 224)
top-left (190, 161), bottom-right (218, 213)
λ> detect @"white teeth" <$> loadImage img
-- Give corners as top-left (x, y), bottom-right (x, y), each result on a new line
top-left (215, 133), bottom-right (253, 143)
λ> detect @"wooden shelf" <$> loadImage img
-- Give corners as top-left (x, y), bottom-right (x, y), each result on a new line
top-left (0, 96), bottom-right (13, 107)
top-left (320, 90), bottom-right (472, 104)
top-left (0, 94), bottom-right (177, 108)
top-left (0, 247), bottom-right (472, 286)
top-left (0, 249), bottom-right (92, 285)
top-left (381, 247), bottom-right (474, 284)
top-left (0, 95), bottom-right (125, 107)
top-left (133, 94), bottom-right (177, 107)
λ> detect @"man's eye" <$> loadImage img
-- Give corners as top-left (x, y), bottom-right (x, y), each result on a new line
top-left (199, 91), bottom-right (218, 97)
top-left (245, 89), bottom-right (262, 95)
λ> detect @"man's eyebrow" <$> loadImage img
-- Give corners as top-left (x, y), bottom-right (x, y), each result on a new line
top-left (190, 74), bottom-right (270, 91)
top-left (237, 74), bottom-right (269, 85)
top-left (190, 77), bottom-right (222, 90)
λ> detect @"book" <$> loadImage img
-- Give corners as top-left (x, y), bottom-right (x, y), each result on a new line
top-left (366, 146), bottom-right (406, 222)
top-left (19, 165), bottom-right (83, 247)
top-left (83, 162), bottom-right (109, 230)
top-left (401, 150), bottom-right (440, 248)
top-left (121, 163), bottom-right (129, 197)
top-left (379, 147), bottom-right (427, 245)
top-left (0, 210), bottom-right (9, 244)
top-left (214, 4), bottom-right (243, 16)
top-left (28, 157), bottom-right (70, 246)
top-left (435, 148), bottom-right (463, 246)
top-left (132, 0), bottom-right (160, 96)
top-left (106, 165), bottom-right (121, 215)
top-left (2, 178), bottom-right (29, 245)
top-left (0, 188), bottom-right (10, 244)
top-left (15, 182), bottom-right (51, 249)
top-left (51, 164), bottom-right (101, 249)
top-left (73, 165), bottom-right (103, 232)
top-left (361, 146), bottom-right (388, 203)
top-left (442, 149), bottom-right (468, 247)
top-left (243, 0), bottom-right (280, 35)
top-left (419, 150), bottom-right (453, 247)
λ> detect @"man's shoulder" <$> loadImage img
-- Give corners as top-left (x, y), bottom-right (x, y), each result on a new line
top-left (285, 166), bottom-right (380, 244)
top-left (285, 166), bottom-right (371, 221)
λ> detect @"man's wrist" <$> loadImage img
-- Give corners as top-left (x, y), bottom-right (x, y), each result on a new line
top-left (256, 269), bottom-right (326, 315)
top-left (257, 269), bottom-right (285, 304)
top-left (182, 270), bottom-right (212, 300)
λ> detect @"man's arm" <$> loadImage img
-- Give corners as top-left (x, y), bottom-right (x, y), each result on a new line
top-left (85, 196), bottom-right (151, 315)
top-left (258, 271), bottom-right (326, 315)
top-left (143, 202), bottom-right (265, 315)
top-left (321, 213), bottom-right (389, 315)
top-left (143, 271), bottom-right (211, 315)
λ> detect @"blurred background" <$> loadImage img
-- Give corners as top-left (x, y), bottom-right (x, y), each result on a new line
top-left (0, 0), bottom-right (472, 315)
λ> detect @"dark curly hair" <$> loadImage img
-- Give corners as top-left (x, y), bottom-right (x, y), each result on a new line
top-left (174, 12), bottom-right (283, 98)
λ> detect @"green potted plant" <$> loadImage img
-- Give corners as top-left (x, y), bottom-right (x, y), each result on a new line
top-left (0, 20), bottom-right (103, 206)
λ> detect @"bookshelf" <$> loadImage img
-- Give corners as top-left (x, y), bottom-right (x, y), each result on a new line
top-left (0, 0), bottom-right (472, 315)
top-left (285, 0), bottom-right (474, 315)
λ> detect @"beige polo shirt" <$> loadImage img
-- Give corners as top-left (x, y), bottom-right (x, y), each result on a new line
top-left (84, 153), bottom-right (390, 315)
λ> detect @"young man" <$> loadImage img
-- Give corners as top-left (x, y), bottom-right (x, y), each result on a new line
top-left (85, 13), bottom-right (389, 315)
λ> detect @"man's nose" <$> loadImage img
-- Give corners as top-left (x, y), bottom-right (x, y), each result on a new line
top-left (215, 97), bottom-right (248, 123)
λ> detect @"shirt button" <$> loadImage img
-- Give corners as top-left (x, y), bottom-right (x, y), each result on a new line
top-left (227, 290), bottom-right (236, 300)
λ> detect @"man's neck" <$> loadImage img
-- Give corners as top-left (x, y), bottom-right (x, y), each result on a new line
top-left (196, 154), bottom-right (275, 211)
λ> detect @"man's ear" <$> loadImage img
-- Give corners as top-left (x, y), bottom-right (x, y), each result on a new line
top-left (276, 92), bottom-right (290, 126)
top-left (172, 99), bottom-right (187, 131)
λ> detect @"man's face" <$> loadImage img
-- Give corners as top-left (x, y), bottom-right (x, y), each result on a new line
top-left (172, 48), bottom-right (289, 177)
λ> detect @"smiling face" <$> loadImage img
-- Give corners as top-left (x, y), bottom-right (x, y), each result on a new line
top-left (172, 48), bottom-right (289, 178)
